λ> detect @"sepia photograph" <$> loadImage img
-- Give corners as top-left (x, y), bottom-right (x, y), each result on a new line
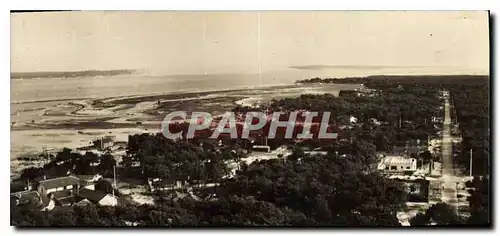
top-left (9, 11), bottom-right (490, 227)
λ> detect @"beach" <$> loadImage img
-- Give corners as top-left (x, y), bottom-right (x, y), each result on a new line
top-left (10, 71), bottom-right (366, 178)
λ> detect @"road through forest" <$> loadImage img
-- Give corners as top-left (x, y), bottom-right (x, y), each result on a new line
top-left (440, 93), bottom-right (458, 213)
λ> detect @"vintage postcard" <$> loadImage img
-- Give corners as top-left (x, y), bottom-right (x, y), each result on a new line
top-left (10, 11), bottom-right (490, 227)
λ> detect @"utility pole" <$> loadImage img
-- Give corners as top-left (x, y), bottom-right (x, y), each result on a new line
top-left (42, 145), bottom-right (47, 164)
top-left (265, 108), bottom-right (270, 147)
top-left (469, 149), bottom-right (473, 177)
top-left (113, 165), bottom-right (116, 198)
top-left (429, 158), bottom-right (432, 175)
top-left (42, 145), bottom-right (47, 180)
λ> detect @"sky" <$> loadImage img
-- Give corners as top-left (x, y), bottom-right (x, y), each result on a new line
top-left (10, 11), bottom-right (489, 74)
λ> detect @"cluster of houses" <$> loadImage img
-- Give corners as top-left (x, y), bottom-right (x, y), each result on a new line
top-left (10, 174), bottom-right (117, 211)
top-left (338, 87), bottom-right (377, 98)
top-left (76, 135), bottom-right (121, 153)
top-left (377, 140), bottom-right (433, 203)
top-left (439, 90), bottom-right (450, 99)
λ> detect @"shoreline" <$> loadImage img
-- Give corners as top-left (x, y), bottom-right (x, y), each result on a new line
top-left (11, 83), bottom-right (298, 105)
top-left (12, 83), bottom-right (346, 131)
top-left (10, 82), bottom-right (362, 178)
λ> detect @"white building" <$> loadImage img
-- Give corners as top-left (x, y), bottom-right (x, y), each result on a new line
top-left (378, 155), bottom-right (417, 172)
top-left (349, 116), bottom-right (358, 124)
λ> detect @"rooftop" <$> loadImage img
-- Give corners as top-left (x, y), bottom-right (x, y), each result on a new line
top-left (38, 176), bottom-right (84, 190)
top-left (378, 156), bottom-right (417, 170)
top-left (78, 188), bottom-right (109, 202)
top-left (171, 191), bottom-right (202, 202)
top-left (392, 145), bottom-right (424, 156)
top-left (383, 156), bottom-right (417, 165)
top-left (11, 191), bottom-right (41, 205)
top-left (50, 189), bottom-right (73, 199)
top-left (56, 196), bottom-right (76, 205)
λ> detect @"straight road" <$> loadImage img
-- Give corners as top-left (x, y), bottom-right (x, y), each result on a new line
top-left (440, 93), bottom-right (458, 213)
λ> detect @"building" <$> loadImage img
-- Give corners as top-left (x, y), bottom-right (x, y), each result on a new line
top-left (338, 90), bottom-right (361, 98)
top-left (428, 179), bottom-right (443, 202)
top-left (225, 161), bottom-right (239, 178)
top-left (378, 155), bottom-right (417, 173)
top-left (147, 178), bottom-right (185, 192)
top-left (349, 116), bottom-right (358, 124)
top-left (93, 136), bottom-right (114, 150)
top-left (439, 90), bottom-right (450, 99)
top-left (77, 188), bottom-right (117, 206)
top-left (391, 145), bottom-right (424, 157)
top-left (49, 190), bottom-right (75, 206)
top-left (304, 151), bottom-right (328, 156)
top-left (89, 159), bottom-right (101, 167)
top-left (10, 189), bottom-right (56, 211)
top-left (82, 174), bottom-right (103, 182)
top-left (36, 176), bottom-right (85, 196)
top-left (171, 191), bottom-right (202, 203)
top-left (369, 118), bottom-right (383, 126)
top-left (131, 160), bottom-right (141, 167)
top-left (74, 198), bottom-right (92, 206)
top-left (34, 175), bottom-right (98, 206)
top-left (10, 191), bottom-right (42, 206)
top-left (431, 116), bottom-right (443, 123)
top-left (12, 175), bottom-right (110, 210)
top-left (251, 145), bottom-right (271, 153)
top-left (41, 197), bottom-right (55, 211)
top-left (390, 177), bottom-right (430, 202)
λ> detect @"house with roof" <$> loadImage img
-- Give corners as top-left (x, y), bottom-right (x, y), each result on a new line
top-left (36, 176), bottom-right (85, 196)
top-left (77, 188), bottom-right (117, 206)
top-left (37, 175), bottom-right (94, 196)
top-left (74, 198), bottom-right (93, 207)
top-left (169, 191), bottom-right (202, 203)
top-left (131, 159), bottom-right (141, 168)
top-left (33, 175), bottom-right (98, 206)
top-left (74, 174), bottom-right (102, 189)
top-left (10, 190), bottom-right (56, 211)
top-left (338, 90), bottom-right (361, 98)
top-left (225, 161), bottom-right (239, 178)
top-left (12, 175), bottom-right (114, 210)
top-left (93, 136), bottom-right (114, 150)
top-left (392, 177), bottom-right (430, 202)
top-left (147, 178), bottom-right (186, 192)
top-left (378, 155), bottom-right (417, 173)
top-left (251, 145), bottom-right (271, 153)
top-left (391, 144), bottom-right (424, 157)
top-left (47, 190), bottom-right (76, 206)
top-left (41, 197), bottom-right (55, 211)
top-left (10, 191), bottom-right (42, 206)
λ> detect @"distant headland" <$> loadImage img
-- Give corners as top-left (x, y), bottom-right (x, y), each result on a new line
top-left (11, 69), bottom-right (140, 79)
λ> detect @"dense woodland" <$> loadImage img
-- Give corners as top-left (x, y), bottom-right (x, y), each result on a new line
top-left (12, 149), bottom-right (406, 226)
top-left (12, 75), bottom-right (490, 226)
top-left (297, 75), bottom-right (489, 173)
